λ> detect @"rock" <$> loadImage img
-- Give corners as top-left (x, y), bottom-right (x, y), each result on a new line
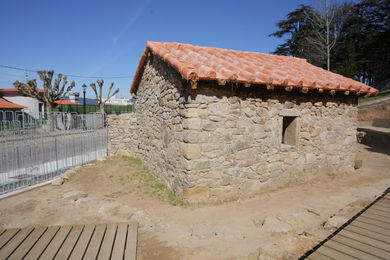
top-left (262, 216), bottom-right (292, 233)
top-left (323, 215), bottom-right (348, 229)
top-left (181, 144), bottom-right (202, 159)
top-left (129, 210), bottom-right (146, 222)
top-left (154, 221), bottom-right (170, 233)
top-left (98, 202), bottom-right (122, 215)
top-left (62, 191), bottom-right (87, 201)
top-left (224, 168), bottom-right (240, 177)
top-left (354, 159), bottom-right (363, 169)
top-left (52, 178), bottom-right (64, 186)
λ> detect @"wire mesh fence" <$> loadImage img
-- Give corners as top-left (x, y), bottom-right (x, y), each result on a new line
top-left (0, 111), bottom-right (108, 194)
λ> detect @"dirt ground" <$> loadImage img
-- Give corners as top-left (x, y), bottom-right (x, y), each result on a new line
top-left (0, 143), bottom-right (389, 260)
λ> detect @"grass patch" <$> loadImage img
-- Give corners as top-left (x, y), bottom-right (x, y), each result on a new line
top-left (122, 156), bottom-right (187, 206)
top-left (358, 90), bottom-right (390, 104)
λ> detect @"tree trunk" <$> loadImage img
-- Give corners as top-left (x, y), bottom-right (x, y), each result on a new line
top-left (46, 103), bottom-right (54, 131)
top-left (99, 102), bottom-right (105, 114)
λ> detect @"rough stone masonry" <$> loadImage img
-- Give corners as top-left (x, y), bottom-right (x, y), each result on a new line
top-left (108, 54), bottom-right (358, 203)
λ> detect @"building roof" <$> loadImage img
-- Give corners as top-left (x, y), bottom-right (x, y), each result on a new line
top-left (0, 97), bottom-right (26, 109)
top-left (0, 88), bottom-right (44, 93)
top-left (54, 99), bottom-right (78, 105)
top-left (130, 41), bottom-right (378, 96)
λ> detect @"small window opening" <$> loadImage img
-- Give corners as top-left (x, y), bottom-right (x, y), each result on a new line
top-left (282, 116), bottom-right (298, 146)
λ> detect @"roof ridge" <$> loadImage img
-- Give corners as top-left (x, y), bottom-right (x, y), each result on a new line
top-left (147, 41), bottom-right (308, 63)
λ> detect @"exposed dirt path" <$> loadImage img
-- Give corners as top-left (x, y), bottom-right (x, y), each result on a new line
top-left (0, 143), bottom-right (389, 259)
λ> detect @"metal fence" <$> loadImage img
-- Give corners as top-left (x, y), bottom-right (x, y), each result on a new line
top-left (53, 104), bottom-right (134, 114)
top-left (0, 111), bottom-right (107, 194)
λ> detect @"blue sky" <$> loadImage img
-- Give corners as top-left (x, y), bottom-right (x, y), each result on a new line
top-left (0, 0), bottom-right (334, 98)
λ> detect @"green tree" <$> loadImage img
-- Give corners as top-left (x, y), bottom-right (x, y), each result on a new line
top-left (269, 5), bottom-right (325, 67)
top-left (334, 0), bottom-right (390, 86)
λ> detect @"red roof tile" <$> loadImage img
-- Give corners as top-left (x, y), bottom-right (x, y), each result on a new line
top-left (0, 88), bottom-right (44, 93)
top-left (130, 41), bottom-right (378, 95)
top-left (0, 97), bottom-right (26, 109)
top-left (54, 99), bottom-right (78, 105)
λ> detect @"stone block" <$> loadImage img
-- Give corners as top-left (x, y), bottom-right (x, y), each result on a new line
top-left (183, 118), bottom-right (202, 130)
top-left (224, 168), bottom-right (240, 177)
top-left (181, 143), bottom-right (202, 159)
top-left (208, 102), bottom-right (229, 116)
top-left (184, 108), bottom-right (199, 118)
top-left (187, 160), bottom-right (213, 170)
top-left (182, 131), bottom-right (208, 143)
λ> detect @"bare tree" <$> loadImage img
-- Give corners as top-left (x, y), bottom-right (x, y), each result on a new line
top-left (89, 79), bottom-right (119, 113)
top-left (305, 0), bottom-right (345, 70)
top-left (13, 70), bottom-right (75, 130)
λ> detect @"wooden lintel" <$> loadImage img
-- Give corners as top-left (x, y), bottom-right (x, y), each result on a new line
top-left (191, 80), bottom-right (198, 89)
top-left (217, 79), bottom-right (227, 86)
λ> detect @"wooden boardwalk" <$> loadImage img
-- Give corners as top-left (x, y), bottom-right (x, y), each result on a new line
top-left (0, 222), bottom-right (137, 260)
top-left (304, 190), bottom-right (390, 260)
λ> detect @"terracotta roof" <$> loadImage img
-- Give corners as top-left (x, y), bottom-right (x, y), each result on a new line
top-left (130, 41), bottom-right (378, 95)
top-left (0, 97), bottom-right (26, 109)
top-left (54, 99), bottom-right (78, 105)
top-left (0, 88), bottom-right (44, 93)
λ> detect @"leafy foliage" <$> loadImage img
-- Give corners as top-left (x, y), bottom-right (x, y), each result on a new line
top-left (270, 0), bottom-right (390, 88)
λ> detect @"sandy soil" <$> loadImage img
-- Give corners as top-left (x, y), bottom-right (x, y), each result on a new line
top-left (0, 143), bottom-right (389, 260)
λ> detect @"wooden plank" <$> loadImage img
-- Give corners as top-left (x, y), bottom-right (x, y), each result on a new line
top-left (307, 251), bottom-right (334, 260)
top-left (24, 226), bottom-right (60, 259)
top-left (358, 216), bottom-right (390, 230)
top-left (124, 222), bottom-right (138, 260)
top-left (83, 224), bottom-right (106, 259)
top-left (361, 212), bottom-right (390, 224)
top-left (0, 227), bottom-right (34, 259)
top-left (8, 227), bottom-right (47, 260)
top-left (345, 225), bottom-right (390, 243)
top-left (0, 228), bottom-right (19, 249)
top-left (371, 205), bottom-right (390, 213)
top-left (54, 225), bottom-right (84, 260)
top-left (111, 223), bottom-right (128, 260)
top-left (324, 239), bottom-right (382, 260)
top-left (97, 223), bottom-right (117, 260)
top-left (339, 229), bottom-right (390, 252)
top-left (69, 224), bottom-right (95, 260)
top-left (334, 234), bottom-right (390, 259)
top-left (375, 201), bottom-right (390, 209)
top-left (39, 225), bottom-right (72, 259)
top-left (0, 227), bottom-right (5, 237)
top-left (316, 245), bottom-right (357, 260)
top-left (366, 208), bottom-right (390, 218)
top-left (351, 220), bottom-right (390, 236)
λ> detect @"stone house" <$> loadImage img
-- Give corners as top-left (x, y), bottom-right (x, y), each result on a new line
top-left (110, 41), bottom-right (378, 203)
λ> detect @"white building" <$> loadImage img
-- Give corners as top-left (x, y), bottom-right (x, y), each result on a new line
top-left (102, 95), bottom-right (132, 106)
top-left (0, 88), bottom-right (44, 117)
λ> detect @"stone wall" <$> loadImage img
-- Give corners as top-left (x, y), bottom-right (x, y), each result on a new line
top-left (108, 54), bottom-right (359, 203)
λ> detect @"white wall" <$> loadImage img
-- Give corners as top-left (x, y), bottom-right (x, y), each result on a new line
top-left (2, 94), bottom-right (44, 117)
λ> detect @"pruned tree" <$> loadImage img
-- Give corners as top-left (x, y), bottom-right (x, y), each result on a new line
top-left (13, 70), bottom-right (75, 130)
top-left (89, 79), bottom-right (119, 113)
